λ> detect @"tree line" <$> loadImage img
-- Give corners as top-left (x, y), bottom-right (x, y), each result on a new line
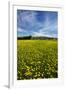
top-left (17, 36), bottom-right (57, 40)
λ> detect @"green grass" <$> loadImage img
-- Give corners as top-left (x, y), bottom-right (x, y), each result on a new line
top-left (17, 40), bottom-right (58, 80)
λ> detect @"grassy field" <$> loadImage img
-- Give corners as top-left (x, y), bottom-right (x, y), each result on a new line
top-left (17, 40), bottom-right (58, 80)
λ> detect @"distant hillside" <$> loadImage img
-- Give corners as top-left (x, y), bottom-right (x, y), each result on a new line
top-left (17, 36), bottom-right (57, 40)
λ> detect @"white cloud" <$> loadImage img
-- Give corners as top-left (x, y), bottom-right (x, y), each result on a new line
top-left (33, 32), bottom-right (45, 36)
top-left (33, 22), bottom-right (57, 38)
top-left (17, 27), bottom-right (26, 33)
top-left (43, 15), bottom-right (50, 27)
top-left (19, 11), bottom-right (37, 27)
top-left (33, 31), bottom-right (57, 38)
top-left (18, 11), bottom-right (43, 31)
top-left (17, 10), bottom-right (58, 38)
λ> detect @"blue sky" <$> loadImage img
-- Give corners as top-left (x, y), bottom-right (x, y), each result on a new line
top-left (17, 10), bottom-right (58, 38)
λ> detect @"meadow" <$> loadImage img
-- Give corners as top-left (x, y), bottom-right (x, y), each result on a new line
top-left (17, 40), bottom-right (58, 80)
